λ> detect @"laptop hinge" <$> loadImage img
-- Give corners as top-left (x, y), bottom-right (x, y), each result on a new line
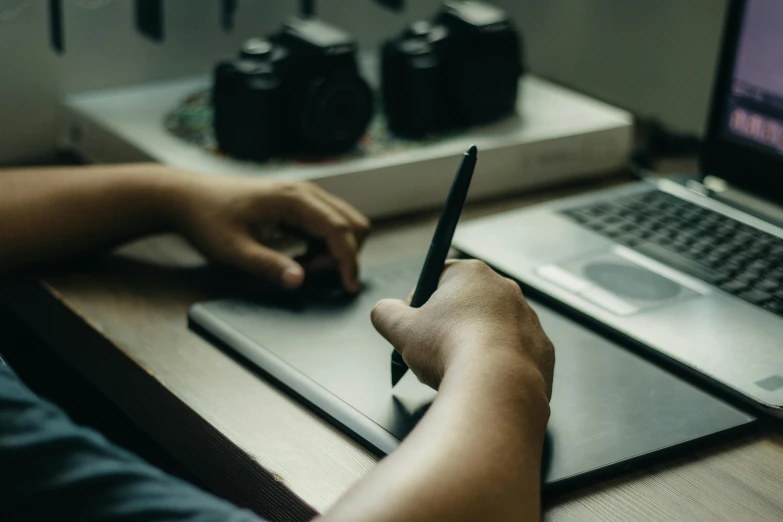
top-left (683, 175), bottom-right (783, 228)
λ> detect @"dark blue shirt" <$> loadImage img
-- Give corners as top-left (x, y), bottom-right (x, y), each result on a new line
top-left (0, 354), bottom-right (263, 522)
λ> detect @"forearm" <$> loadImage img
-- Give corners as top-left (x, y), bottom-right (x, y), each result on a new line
top-left (0, 164), bottom-right (186, 274)
top-left (322, 350), bottom-right (550, 522)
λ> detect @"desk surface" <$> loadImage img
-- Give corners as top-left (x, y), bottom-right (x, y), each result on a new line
top-left (4, 174), bottom-right (783, 522)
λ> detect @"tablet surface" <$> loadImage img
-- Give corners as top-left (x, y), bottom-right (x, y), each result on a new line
top-left (189, 258), bottom-right (754, 489)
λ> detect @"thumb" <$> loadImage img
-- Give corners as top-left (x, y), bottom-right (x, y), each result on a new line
top-left (233, 240), bottom-right (305, 289)
top-left (371, 299), bottom-right (416, 348)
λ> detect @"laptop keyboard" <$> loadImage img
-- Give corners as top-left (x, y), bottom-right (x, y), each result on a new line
top-left (560, 190), bottom-right (783, 317)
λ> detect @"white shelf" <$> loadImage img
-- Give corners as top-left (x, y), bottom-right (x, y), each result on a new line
top-left (61, 74), bottom-right (633, 218)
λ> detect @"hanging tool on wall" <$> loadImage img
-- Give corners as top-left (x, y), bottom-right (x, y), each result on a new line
top-left (135, 0), bottom-right (164, 42)
top-left (221, 0), bottom-right (237, 31)
top-left (49, 0), bottom-right (64, 53)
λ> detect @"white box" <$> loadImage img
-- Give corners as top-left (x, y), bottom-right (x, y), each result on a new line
top-left (60, 75), bottom-right (633, 219)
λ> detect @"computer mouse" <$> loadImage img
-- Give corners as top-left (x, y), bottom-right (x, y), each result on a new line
top-left (235, 269), bottom-right (363, 311)
top-left (297, 269), bottom-right (370, 304)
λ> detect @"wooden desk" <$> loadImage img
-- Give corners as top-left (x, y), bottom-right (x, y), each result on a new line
top-left (3, 175), bottom-right (783, 522)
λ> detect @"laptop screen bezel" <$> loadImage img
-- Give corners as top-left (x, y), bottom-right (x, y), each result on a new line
top-left (701, 0), bottom-right (783, 202)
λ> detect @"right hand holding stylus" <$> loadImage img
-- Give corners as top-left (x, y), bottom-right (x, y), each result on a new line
top-left (371, 260), bottom-right (555, 398)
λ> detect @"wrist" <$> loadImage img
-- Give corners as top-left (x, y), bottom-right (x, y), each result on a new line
top-left (443, 347), bottom-right (551, 428)
top-left (131, 164), bottom-right (197, 234)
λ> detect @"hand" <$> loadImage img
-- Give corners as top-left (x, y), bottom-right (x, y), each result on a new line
top-left (371, 260), bottom-right (554, 397)
top-left (167, 173), bottom-right (370, 292)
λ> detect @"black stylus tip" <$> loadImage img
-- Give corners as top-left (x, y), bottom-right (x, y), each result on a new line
top-left (467, 145), bottom-right (478, 157)
top-left (391, 361), bottom-right (407, 387)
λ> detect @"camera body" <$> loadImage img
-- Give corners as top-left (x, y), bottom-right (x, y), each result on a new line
top-left (382, 1), bottom-right (523, 138)
top-left (213, 19), bottom-right (374, 162)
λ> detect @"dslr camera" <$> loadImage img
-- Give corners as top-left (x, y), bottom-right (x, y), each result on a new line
top-left (213, 19), bottom-right (374, 162)
top-left (382, 1), bottom-right (523, 138)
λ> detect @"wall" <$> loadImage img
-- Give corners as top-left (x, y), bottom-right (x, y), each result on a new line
top-left (0, 0), bottom-right (441, 164)
top-left (0, 0), bottom-right (727, 164)
top-left (497, 0), bottom-right (728, 135)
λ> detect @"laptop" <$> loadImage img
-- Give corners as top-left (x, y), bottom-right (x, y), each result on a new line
top-left (454, 0), bottom-right (783, 417)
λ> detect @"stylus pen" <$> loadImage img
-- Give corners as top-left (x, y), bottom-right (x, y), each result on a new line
top-left (391, 145), bottom-right (478, 387)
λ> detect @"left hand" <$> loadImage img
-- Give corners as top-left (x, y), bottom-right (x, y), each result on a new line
top-left (165, 173), bottom-right (370, 292)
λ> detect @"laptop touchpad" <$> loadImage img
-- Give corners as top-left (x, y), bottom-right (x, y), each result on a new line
top-left (537, 251), bottom-right (701, 316)
top-left (583, 262), bottom-right (681, 300)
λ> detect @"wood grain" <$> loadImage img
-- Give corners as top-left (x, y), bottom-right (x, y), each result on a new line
top-left (3, 173), bottom-right (783, 521)
top-left (546, 428), bottom-right (783, 521)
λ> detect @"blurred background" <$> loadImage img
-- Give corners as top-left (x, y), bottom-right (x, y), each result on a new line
top-left (0, 0), bottom-right (726, 165)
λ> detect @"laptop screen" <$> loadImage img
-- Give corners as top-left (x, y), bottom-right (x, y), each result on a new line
top-left (724, 0), bottom-right (783, 157)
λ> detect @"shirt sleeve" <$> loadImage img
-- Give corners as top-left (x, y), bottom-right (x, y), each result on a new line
top-left (0, 356), bottom-right (265, 522)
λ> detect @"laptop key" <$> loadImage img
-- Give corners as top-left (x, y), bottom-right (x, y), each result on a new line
top-left (703, 255), bottom-right (725, 269)
top-left (615, 234), bottom-right (641, 247)
top-left (711, 245), bottom-right (734, 257)
top-left (742, 246), bottom-right (767, 259)
top-left (603, 226), bottom-right (624, 239)
top-left (634, 242), bottom-right (725, 284)
top-left (739, 288), bottom-right (773, 305)
top-left (563, 209), bottom-right (591, 223)
top-left (723, 254), bottom-right (748, 270)
top-left (585, 220), bottom-right (606, 232)
top-left (583, 205), bottom-right (605, 217)
top-left (687, 248), bottom-right (711, 261)
top-left (755, 279), bottom-right (780, 293)
top-left (747, 259), bottom-right (772, 272)
top-left (720, 279), bottom-right (749, 294)
top-left (764, 299), bottom-right (783, 316)
top-left (736, 271), bottom-right (761, 285)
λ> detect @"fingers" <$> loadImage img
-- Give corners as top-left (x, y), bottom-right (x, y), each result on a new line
top-left (371, 299), bottom-right (416, 349)
top-left (257, 182), bottom-right (370, 293)
top-left (231, 239), bottom-right (305, 289)
top-left (309, 184), bottom-right (371, 245)
top-left (283, 190), bottom-right (362, 293)
top-left (327, 228), bottom-right (360, 293)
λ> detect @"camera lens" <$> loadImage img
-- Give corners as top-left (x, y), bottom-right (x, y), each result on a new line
top-left (299, 75), bottom-right (373, 155)
top-left (321, 90), bottom-right (360, 139)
